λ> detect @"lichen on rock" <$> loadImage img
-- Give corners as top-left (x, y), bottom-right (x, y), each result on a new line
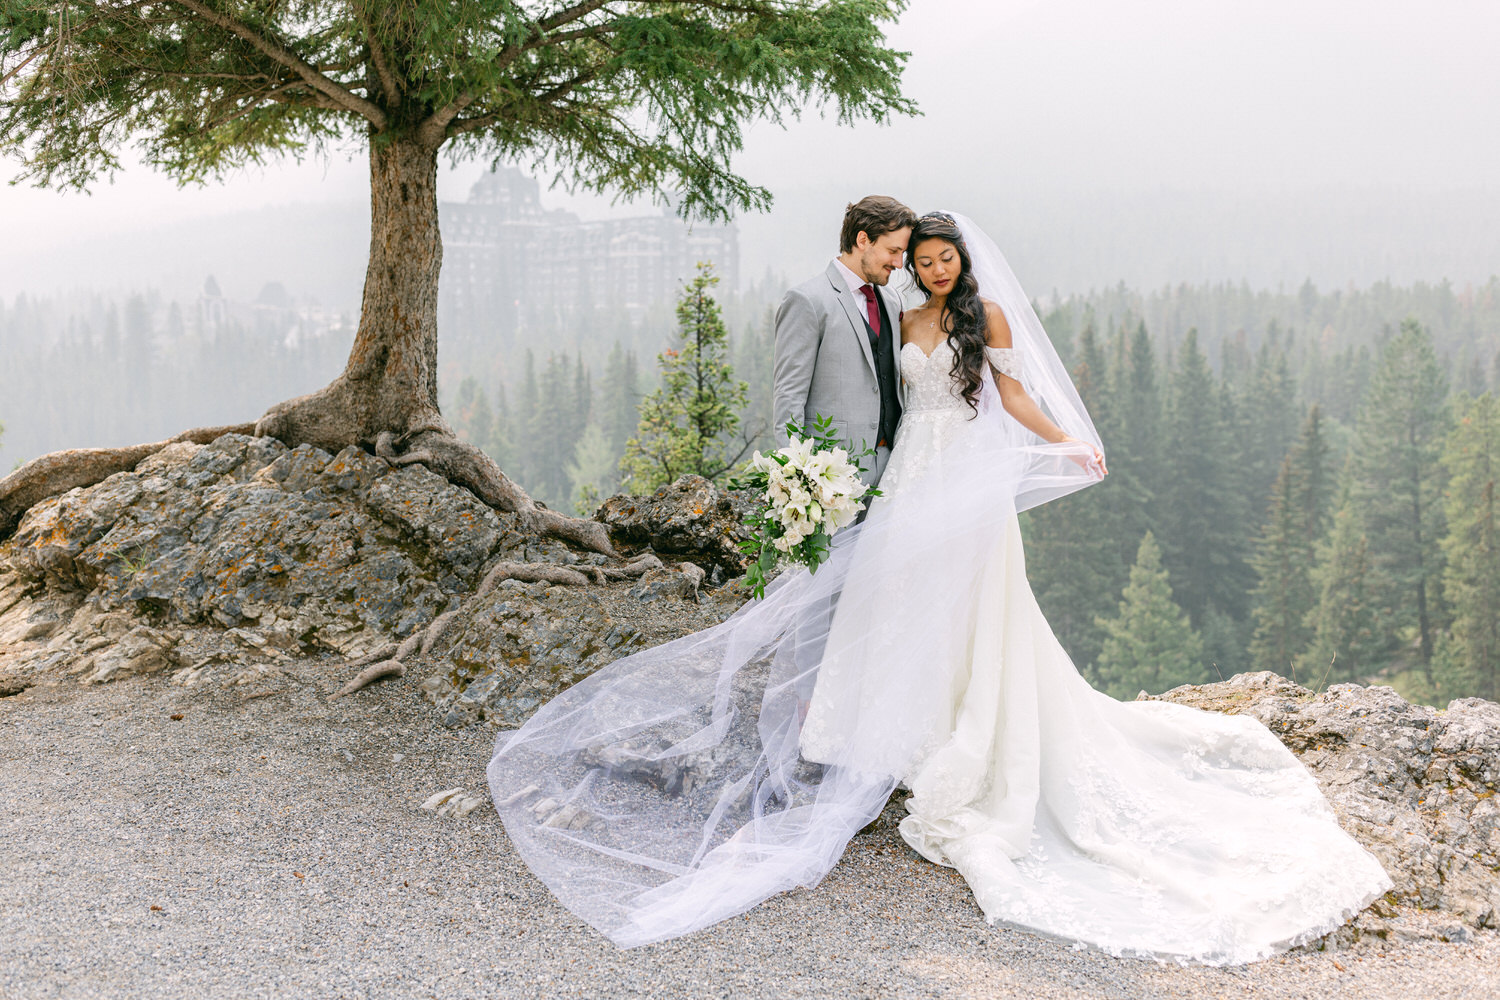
top-left (595, 474), bottom-right (758, 583)
top-left (4, 433), bottom-right (531, 664)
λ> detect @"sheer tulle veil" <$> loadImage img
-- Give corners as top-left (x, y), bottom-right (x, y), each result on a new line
top-left (485, 214), bottom-right (1106, 947)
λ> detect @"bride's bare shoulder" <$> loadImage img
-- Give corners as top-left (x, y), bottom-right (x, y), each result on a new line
top-left (980, 298), bottom-right (1013, 348)
top-left (902, 301), bottom-right (934, 331)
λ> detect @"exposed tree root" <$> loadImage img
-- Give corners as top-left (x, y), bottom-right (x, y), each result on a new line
top-left (418, 607), bottom-right (462, 657)
top-left (327, 550), bottom-right (671, 698)
top-left (395, 631), bottom-right (425, 661)
top-left (601, 553), bottom-right (665, 580)
top-left (331, 659), bottom-right (407, 699)
top-left (0, 423), bottom-right (256, 540)
top-left (476, 559), bottom-right (591, 590)
top-left (1, 397), bottom-right (655, 708)
top-left (258, 381), bottom-right (616, 556)
top-left (396, 429), bottom-right (617, 557)
top-left (339, 642), bottom-right (399, 671)
top-left (2, 407), bottom-right (614, 559)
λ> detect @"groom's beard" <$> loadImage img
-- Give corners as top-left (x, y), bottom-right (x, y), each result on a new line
top-left (856, 252), bottom-right (900, 286)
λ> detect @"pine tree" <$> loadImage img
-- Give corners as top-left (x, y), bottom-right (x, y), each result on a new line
top-left (1248, 407), bottom-right (1330, 677)
top-left (1292, 405), bottom-right (1333, 544)
top-left (1348, 318), bottom-right (1451, 674)
top-left (572, 354), bottom-right (593, 451)
top-left (567, 422), bottom-right (618, 516)
top-left (1094, 532), bottom-right (1207, 699)
top-left (516, 351), bottom-right (540, 489)
top-left (1158, 328), bottom-right (1251, 625)
top-left (451, 377), bottom-right (496, 457)
top-left (598, 342), bottom-right (641, 457)
top-left (1242, 330), bottom-right (1300, 507)
top-left (1303, 472), bottom-right (1383, 685)
top-left (620, 264), bottom-right (752, 493)
top-left (1025, 319), bottom-right (1131, 673)
top-left (1094, 319), bottom-right (1156, 577)
top-left (490, 382), bottom-right (518, 475)
top-left (1249, 458), bottom-right (1314, 677)
top-left (734, 311), bottom-right (777, 454)
top-left (1436, 394), bottom-right (1500, 700)
top-left (1119, 322), bottom-right (1163, 493)
top-left (527, 353), bottom-right (588, 507)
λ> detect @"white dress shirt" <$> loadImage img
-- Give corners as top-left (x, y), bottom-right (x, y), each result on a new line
top-left (832, 257), bottom-right (875, 329)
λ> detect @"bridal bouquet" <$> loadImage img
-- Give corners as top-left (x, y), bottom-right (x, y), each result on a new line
top-left (735, 416), bottom-right (877, 599)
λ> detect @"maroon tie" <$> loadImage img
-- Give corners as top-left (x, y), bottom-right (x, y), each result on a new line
top-left (859, 284), bottom-right (881, 339)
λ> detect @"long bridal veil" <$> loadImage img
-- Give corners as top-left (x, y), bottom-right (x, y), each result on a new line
top-left (485, 213), bottom-right (1107, 948)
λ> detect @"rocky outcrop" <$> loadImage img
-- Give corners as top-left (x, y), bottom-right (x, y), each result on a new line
top-left (3, 434), bottom-right (540, 657)
top-left (415, 573), bottom-right (742, 728)
top-left (0, 435), bottom-right (747, 706)
top-left (596, 474), bottom-right (757, 583)
top-left (1151, 672), bottom-right (1500, 942)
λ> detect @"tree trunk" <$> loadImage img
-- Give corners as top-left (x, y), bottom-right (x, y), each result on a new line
top-left (3, 136), bottom-right (615, 554)
top-left (251, 134), bottom-right (614, 555)
top-left (256, 136), bottom-right (443, 449)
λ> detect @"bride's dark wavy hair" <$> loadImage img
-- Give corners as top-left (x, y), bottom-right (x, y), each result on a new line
top-left (905, 212), bottom-right (987, 414)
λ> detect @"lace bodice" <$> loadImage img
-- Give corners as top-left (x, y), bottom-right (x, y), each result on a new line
top-left (900, 340), bottom-right (1022, 414)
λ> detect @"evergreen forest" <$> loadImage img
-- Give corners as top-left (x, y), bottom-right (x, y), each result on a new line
top-left (3, 273), bottom-right (1498, 705)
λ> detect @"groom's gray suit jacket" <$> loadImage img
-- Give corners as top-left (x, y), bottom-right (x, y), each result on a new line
top-left (772, 262), bottom-right (906, 486)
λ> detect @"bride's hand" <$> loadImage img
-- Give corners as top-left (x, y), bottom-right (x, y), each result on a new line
top-left (1058, 435), bottom-right (1108, 479)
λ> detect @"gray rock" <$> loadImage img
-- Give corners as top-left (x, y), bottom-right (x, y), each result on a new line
top-left (419, 787), bottom-right (489, 819)
top-left (82, 625), bottom-right (175, 685)
top-left (629, 562), bottom-right (706, 604)
top-left (596, 475), bottom-right (757, 582)
top-left (5, 434), bottom-right (525, 659)
top-left (1150, 671), bottom-right (1500, 937)
top-left (418, 576), bottom-right (746, 729)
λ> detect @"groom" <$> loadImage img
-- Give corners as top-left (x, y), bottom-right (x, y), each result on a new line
top-left (772, 196), bottom-right (917, 488)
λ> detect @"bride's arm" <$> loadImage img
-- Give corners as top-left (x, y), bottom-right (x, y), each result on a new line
top-left (983, 302), bottom-right (1107, 473)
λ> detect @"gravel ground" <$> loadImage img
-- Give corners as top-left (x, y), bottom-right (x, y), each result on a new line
top-left (3, 663), bottom-right (1497, 1000)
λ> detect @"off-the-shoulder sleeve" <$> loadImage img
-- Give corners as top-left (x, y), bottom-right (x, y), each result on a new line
top-left (985, 345), bottom-right (1022, 381)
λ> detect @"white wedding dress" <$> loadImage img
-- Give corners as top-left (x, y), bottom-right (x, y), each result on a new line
top-left (487, 216), bottom-right (1391, 963)
top-left (799, 340), bottom-right (1393, 961)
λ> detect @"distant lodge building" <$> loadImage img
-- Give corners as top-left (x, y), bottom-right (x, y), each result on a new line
top-left (439, 167), bottom-right (739, 343)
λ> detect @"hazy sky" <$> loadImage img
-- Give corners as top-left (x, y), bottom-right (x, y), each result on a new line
top-left (3, 0), bottom-right (1498, 298)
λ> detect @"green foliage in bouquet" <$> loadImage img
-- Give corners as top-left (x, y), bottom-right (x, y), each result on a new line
top-left (734, 415), bottom-right (879, 599)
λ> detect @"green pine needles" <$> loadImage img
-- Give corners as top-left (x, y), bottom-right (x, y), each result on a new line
top-left (1, 0), bottom-right (915, 220)
top-left (620, 262), bottom-right (753, 493)
top-left (1093, 531), bottom-right (1206, 700)
top-left (1436, 393), bottom-right (1500, 701)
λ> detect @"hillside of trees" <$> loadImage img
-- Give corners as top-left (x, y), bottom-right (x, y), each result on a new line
top-left (1024, 279), bottom-right (1500, 706)
top-left (3, 274), bottom-right (1498, 704)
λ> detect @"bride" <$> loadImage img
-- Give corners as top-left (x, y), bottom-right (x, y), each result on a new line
top-left (486, 213), bottom-right (1392, 964)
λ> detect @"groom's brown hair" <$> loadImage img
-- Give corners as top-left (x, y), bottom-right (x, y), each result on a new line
top-left (840, 196), bottom-right (917, 253)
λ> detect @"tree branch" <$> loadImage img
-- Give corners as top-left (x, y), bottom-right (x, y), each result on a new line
top-left (0, 45), bottom-right (45, 90)
top-left (354, 1), bottom-right (401, 106)
top-left (418, 89), bottom-right (477, 148)
top-left (201, 79), bottom-right (339, 131)
top-left (420, 6), bottom-right (619, 144)
top-left (444, 66), bottom-right (600, 139)
top-left (538, 0), bottom-right (615, 33)
top-left (168, 0), bottom-right (388, 128)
